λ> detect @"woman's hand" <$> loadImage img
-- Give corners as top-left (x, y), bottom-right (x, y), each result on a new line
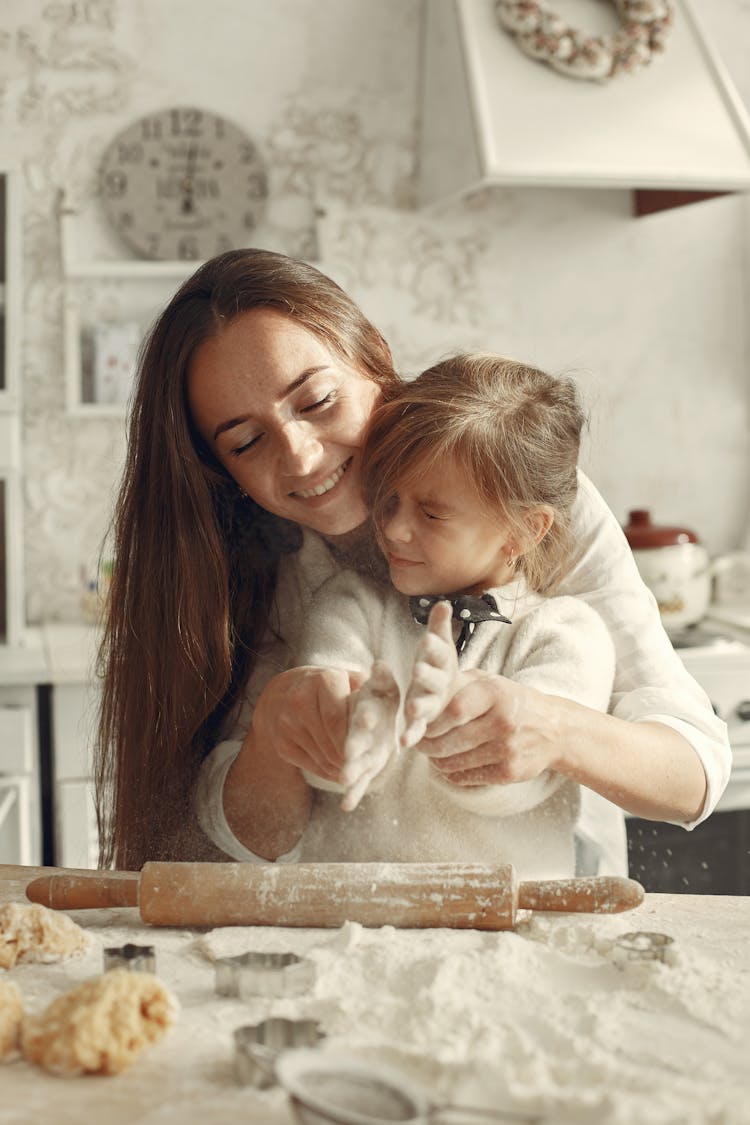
top-left (414, 669), bottom-right (561, 787)
top-left (223, 664), bottom-right (366, 859)
top-left (252, 665), bottom-right (366, 783)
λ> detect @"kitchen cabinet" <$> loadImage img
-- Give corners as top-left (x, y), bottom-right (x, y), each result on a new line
top-left (0, 169), bottom-right (24, 648)
top-left (0, 688), bottom-right (40, 865)
top-left (419, 0), bottom-right (750, 206)
top-left (42, 624), bottom-right (100, 868)
top-left (0, 632), bottom-right (47, 866)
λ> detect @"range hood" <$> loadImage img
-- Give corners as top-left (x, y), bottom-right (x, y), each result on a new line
top-left (418, 0), bottom-right (750, 207)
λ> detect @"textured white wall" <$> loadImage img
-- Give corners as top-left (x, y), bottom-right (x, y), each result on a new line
top-left (1, 0), bottom-right (749, 622)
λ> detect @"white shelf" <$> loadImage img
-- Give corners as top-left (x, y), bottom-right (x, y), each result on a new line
top-left (59, 191), bottom-right (320, 415)
top-left (419, 0), bottom-right (750, 205)
top-left (59, 196), bottom-right (208, 415)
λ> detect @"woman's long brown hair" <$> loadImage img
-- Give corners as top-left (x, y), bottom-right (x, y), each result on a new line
top-left (95, 249), bottom-right (397, 869)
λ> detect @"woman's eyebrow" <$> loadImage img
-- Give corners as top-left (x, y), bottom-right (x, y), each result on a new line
top-left (212, 366), bottom-right (330, 440)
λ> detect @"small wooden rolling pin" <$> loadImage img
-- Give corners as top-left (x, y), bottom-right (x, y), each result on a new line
top-left (26, 862), bottom-right (644, 930)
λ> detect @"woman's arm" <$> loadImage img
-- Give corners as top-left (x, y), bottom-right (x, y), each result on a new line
top-left (556, 472), bottom-right (729, 821)
top-left (422, 674), bottom-right (708, 822)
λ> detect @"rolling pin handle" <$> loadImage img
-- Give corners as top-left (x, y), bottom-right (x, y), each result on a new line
top-left (517, 875), bottom-right (644, 914)
top-left (26, 873), bottom-right (140, 911)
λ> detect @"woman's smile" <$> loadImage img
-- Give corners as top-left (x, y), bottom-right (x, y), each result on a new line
top-left (291, 457), bottom-right (352, 500)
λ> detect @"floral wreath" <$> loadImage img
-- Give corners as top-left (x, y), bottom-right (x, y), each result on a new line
top-left (495, 0), bottom-right (674, 81)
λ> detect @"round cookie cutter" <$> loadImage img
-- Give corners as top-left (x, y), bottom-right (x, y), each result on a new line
top-left (613, 931), bottom-right (674, 965)
top-left (234, 1017), bottom-right (324, 1089)
top-left (102, 942), bottom-right (156, 973)
top-left (215, 950), bottom-right (316, 999)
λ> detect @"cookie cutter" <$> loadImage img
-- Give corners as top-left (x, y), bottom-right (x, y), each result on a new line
top-left (214, 951), bottom-right (316, 999)
top-left (613, 931), bottom-right (674, 965)
top-left (103, 942), bottom-right (156, 973)
top-left (234, 1018), bottom-right (324, 1089)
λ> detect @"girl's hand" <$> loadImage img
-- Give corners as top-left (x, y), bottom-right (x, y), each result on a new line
top-left (252, 665), bottom-right (365, 783)
top-left (341, 660), bottom-right (401, 811)
top-left (401, 601), bottom-right (459, 750)
top-left (414, 669), bottom-right (561, 786)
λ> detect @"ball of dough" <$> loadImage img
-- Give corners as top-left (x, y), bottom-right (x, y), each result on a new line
top-left (0, 977), bottom-right (23, 1061)
top-left (22, 969), bottom-right (177, 1076)
top-left (0, 902), bottom-right (89, 969)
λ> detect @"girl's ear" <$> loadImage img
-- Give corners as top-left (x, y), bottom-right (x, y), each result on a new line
top-left (524, 505), bottom-right (555, 547)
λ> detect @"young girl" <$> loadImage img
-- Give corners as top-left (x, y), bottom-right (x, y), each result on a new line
top-left (292, 353), bottom-right (620, 879)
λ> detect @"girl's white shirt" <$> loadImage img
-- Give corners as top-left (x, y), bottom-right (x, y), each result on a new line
top-left (194, 471), bottom-right (731, 867)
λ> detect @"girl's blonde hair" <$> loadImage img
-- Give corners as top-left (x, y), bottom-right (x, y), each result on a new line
top-left (361, 353), bottom-right (586, 593)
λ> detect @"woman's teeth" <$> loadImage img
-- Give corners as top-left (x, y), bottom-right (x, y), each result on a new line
top-left (295, 458), bottom-right (350, 499)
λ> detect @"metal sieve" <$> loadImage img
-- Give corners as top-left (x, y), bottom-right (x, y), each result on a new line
top-left (275, 1048), bottom-right (544, 1125)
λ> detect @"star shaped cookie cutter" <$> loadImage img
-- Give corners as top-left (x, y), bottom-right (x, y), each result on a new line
top-left (214, 950), bottom-right (316, 999)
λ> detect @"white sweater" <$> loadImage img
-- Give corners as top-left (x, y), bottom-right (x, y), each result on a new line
top-left (195, 472), bottom-right (731, 872)
top-left (293, 570), bottom-right (615, 880)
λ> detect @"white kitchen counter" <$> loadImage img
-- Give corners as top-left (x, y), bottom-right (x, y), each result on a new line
top-left (40, 622), bottom-right (99, 684)
top-left (0, 630), bottom-right (46, 685)
top-left (0, 624), bottom-right (99, 687)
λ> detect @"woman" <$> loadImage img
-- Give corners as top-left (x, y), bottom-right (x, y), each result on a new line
top-left (95, 248), bottom-right (729, 871)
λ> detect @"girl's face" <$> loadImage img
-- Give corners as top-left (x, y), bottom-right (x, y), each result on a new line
top-left (380, 456), bottom-right (518, 596)
top-left (188, 307), bottom-right (381, 536)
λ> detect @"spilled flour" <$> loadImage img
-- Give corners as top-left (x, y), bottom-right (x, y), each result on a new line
top-left (1, 897), bottom-right (748, 1125)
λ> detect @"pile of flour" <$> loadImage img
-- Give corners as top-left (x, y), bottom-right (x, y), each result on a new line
top-left (197, 910), bottom-right (747, 1124)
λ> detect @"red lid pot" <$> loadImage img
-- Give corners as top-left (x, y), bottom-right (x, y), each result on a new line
top-left (623, 509), bottom-right (699, 550)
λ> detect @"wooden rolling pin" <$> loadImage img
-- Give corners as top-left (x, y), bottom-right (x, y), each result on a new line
top-left (26, 862), bottom-right (644, 930)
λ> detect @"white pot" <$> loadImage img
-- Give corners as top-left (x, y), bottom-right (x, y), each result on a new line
top-left (623, 510), bottom-right (711, 634)
top-left (631, 542), bottom-right (712, 632)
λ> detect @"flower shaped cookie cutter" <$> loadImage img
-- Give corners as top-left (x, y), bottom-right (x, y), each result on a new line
top-left (214, 950), bottom-right (316, 999)
top-left (613, 931), bottom-right (674, 965)
top-left (234, 1017), bottom-right (324, 1089)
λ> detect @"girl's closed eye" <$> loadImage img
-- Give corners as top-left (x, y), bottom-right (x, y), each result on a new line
top-left (420, 505), bottom-right (448, 521)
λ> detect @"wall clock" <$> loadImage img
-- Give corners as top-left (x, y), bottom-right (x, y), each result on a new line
top-left (98, 106), bottom-right (268, 261)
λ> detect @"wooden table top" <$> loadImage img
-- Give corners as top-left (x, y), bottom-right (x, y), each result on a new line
top-left (2, 865), bottom-right (748, 1124)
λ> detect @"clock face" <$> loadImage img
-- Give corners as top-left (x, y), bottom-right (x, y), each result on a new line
top-left (98, 106), bottom-right (268, 261)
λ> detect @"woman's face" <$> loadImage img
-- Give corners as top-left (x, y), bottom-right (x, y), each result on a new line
top-left (187, 307), bottom-right (381, 536)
